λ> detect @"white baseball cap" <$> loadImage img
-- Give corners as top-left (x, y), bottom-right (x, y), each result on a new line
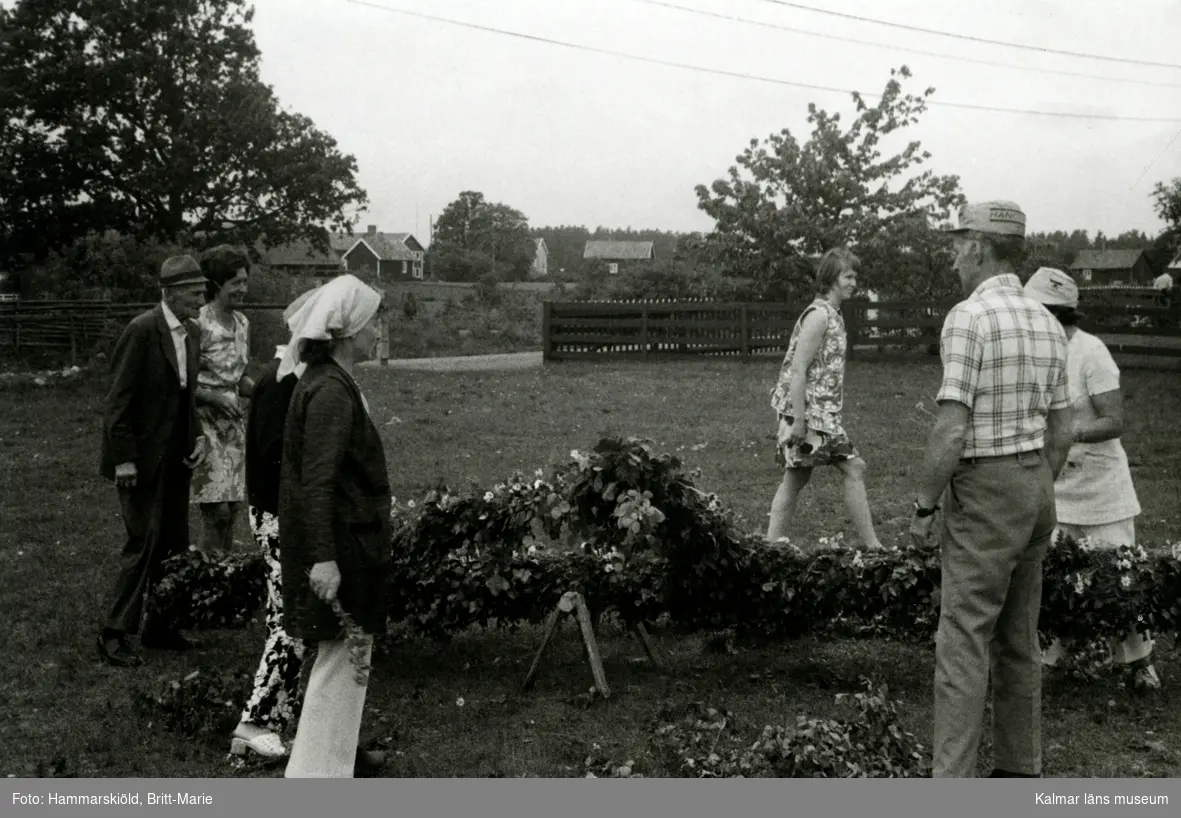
top-left (1024, 266), bottom-right (1079, 309)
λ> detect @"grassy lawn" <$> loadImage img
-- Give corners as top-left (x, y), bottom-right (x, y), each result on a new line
top-left (1, 357), bottom-right (1178, 778)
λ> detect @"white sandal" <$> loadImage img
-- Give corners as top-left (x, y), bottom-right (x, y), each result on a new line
top-left (230, 731), bottom-right (288, 758)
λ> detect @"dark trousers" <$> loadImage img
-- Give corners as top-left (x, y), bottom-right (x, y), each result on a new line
top-left (104, 457), bottom-right (192, 635)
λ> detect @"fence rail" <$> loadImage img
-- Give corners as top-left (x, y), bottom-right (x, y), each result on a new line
top-left (0, 300), bottom-right (304, 364)
top-left (542, 298), bottom-right (1181, 362)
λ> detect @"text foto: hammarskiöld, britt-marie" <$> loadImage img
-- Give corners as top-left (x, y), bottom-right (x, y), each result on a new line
top-left (1035, 792), bottom-right (1169, 806)
top-left (13, 791), bottom-right (213, 806)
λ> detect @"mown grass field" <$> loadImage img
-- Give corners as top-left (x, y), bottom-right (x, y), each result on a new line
top-left (1, 357), bottom-right (1178, 778)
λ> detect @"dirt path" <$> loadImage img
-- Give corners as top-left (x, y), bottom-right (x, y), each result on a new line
top-left (360, 351), bottom-right (543, 372)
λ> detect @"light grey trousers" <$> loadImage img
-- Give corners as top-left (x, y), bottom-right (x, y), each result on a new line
top-left (933, 450), bottom-right (1056, 778)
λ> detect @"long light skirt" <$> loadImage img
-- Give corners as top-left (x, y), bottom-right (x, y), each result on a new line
top-left (284, 636), bottom-right (374, 778)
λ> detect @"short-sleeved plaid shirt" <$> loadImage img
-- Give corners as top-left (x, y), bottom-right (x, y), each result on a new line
top-left (937, 274), bottom-right (1069, 458)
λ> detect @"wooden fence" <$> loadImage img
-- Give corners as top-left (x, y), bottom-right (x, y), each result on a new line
top-left (542, 298), bottom-right (1181, 362)
top-left (0, 300), bottom-right (402, 365)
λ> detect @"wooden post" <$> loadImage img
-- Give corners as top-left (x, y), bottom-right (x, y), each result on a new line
top-left (542, 301), bottom-right (553, 362)
top-left (740, 304), bottom-right (750, 359)
top-left (640, 305), bottom-right (649, 359)
top-left (844, 302), bottom-right (859, 360)
top-left (573, 593), bottom-right (610, 698)
top-left (523, 608), bottom-right (565, 692)
top-left (631, 622), bottom-right (661, 667)
top-left (521, 590), bottom-right (614, 698)
top-left (378, 315), bottom-right (389, 365)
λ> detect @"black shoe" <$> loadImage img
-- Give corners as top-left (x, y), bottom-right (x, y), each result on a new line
top-left (354, 749), bottom-right (387, 778)
top-left (989, 769), bottom-right (1040, 778)
top-left (96, 631), bottom-right (143, 667)
top-left (141, 629), bottom-right (201, 651)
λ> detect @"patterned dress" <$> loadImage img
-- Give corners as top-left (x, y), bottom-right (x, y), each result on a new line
top-left (191, 304), bottom-right (250, 504)
top-left (770, 298), bottom-right (859, 468)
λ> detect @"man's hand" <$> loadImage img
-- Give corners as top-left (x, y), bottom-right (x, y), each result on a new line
top-left (114, 462), bottom-right (137, 488)
top-left (309, 560), bottom-right (342, 603)
top-left (184, 436), bottom-right (208, 469)
top-left (910, 508), bottom-right (937, 548)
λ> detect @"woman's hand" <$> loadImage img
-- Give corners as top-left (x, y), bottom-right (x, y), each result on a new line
top-left (199, 389), bottom-right (242, 420)
top-left (309, 560), bottom-right (341, 602)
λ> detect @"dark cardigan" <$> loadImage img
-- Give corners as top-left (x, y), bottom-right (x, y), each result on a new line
top-left (244, 359), bottom-right (298, 516)
top-left (278, 360), bottom-right (391, 642)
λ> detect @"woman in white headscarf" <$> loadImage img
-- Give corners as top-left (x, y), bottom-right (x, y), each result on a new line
top-left (276, 275), bottom-right (393, 778)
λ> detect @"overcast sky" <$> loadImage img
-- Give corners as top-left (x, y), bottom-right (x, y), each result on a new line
top-left (248, 0), bottom-right (1181, 243)
top-left (22, 0), bottom-right (1181, 242)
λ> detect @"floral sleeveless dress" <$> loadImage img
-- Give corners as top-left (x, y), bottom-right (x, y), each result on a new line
top-left (770, 298), bottom-right (859, 469)
top-left (191, 304), bottom-right (250, 504)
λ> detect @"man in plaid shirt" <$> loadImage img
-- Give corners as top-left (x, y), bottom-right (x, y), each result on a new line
top-left (910, 200), bottom-right (1073, 778)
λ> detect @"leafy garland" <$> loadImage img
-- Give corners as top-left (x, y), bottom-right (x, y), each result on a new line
top-left (145, 437), bottom-right (1181, 652)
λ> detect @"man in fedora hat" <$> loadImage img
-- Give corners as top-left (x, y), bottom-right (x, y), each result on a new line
top-left (909, 201), bottom-right (1074, 777)
top-left (97, 254), bottom-right (211, 667)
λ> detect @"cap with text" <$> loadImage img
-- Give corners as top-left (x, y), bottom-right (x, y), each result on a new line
top-left (946, 200), bottom-right (1026, 238)
top-left (1024, 266), bottom-right (1079, 309)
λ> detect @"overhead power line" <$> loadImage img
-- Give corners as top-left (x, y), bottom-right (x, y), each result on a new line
top-left (753, 0), bottom-right (1181, 70)
top-left (635, 0), bottom-right (1181, 90)
top-left (343, 1), bottom-right (1181, 123)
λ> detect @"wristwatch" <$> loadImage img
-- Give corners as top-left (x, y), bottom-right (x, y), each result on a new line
top-left (913, 500), bottom-right (940, 518)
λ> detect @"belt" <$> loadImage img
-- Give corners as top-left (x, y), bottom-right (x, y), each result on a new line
top-left (960, 449), bottom-right (1043, 465)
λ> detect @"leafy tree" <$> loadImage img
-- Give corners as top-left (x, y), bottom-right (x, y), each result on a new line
top-left (23, 230), bottom-right (190, 301)
top-left (1153, 178), bottom-right (1181, 233)
top-left (694, 66), bottom-right (964, 301)
top-left (430, 244), bottom-right (497, 283)
top-left (1151, 178), bottom-right (1181, 270)
top-left (0, 0), bottom-right (367, 266)
top-left (432, 191), bottom-right (534, 280)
